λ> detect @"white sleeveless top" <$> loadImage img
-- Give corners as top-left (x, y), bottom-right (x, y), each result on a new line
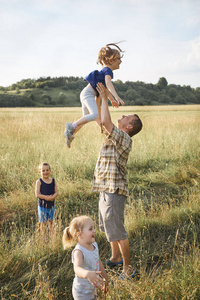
top-left (72, 242), bottom-right (99, 294)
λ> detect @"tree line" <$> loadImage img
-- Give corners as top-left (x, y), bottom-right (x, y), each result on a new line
top-left (0, 76), bottom-right (199, 107)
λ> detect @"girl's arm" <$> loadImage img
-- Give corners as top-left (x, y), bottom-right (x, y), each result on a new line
top-left (99, 259), bottom-right (108, 293)
top-left (35, 179), bottom-right (48, 200)
top-left (105, 75), bottom-right (125, 105)
top-left (107, 92), bottom-right (119, 108)
top-left (73, 250), bottom-right (103, 289)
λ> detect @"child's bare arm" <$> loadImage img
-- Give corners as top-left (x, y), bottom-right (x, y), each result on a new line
top-left (99, 259), bottom-right (108, 293)
top-left (35, 180), bottom-right (48, 200)
top-left (105, 75), bottom-right (125, 105)
top-left (35, 180), bottom-right (58, 202)
top-left (107, 92), bottom-right (119, 108)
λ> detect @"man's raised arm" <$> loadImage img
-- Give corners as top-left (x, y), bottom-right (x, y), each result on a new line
top-left (96, 83), bottom-right (113, 134)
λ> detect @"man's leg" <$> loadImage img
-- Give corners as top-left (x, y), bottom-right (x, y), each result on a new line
top-left (110, 240), bottom-right (122, 263)
top-left (118, 238), bottom-right (133, 275)
top-left (99, 191), bottom-right (134, 273)
top-left (110, 239), bottom-right (132, 274)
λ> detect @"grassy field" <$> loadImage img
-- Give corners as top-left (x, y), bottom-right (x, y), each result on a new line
top-left (0, 105), bottom-right (200, 299)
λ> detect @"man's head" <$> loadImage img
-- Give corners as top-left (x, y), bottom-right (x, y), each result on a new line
top-left (118, 114), bottom-right (143, 137)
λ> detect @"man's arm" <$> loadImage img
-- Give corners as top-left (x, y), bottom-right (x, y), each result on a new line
top-left (95, 95), bottom-right (101, 127)
top-left (96, 83), bottom-right (113, 134)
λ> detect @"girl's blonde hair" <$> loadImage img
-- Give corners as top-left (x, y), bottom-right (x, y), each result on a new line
top-left (97, 42), bottom-right (124, 66)
top-left (62, 215), bottom-right (93, 249)
top-left (39, 162), bottom-right (51, 171)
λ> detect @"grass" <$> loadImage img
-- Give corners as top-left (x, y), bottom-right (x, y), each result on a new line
top-left (0, 105), bottom-right (200, 299)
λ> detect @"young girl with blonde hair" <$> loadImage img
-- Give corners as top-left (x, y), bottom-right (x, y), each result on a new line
top-left (63, 215), bottom-right (108, 300)
top-left (64, 42), bottom-right (125, 148)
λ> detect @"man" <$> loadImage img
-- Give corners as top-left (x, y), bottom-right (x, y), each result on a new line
top-left (92, 83), bottom-right (143, 279)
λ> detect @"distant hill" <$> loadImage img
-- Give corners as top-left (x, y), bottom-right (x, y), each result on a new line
top-left (0, 76), bottom-right (199, 107)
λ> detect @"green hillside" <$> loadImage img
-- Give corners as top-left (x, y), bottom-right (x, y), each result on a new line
top-left (0, 76), bottom-right (200, 107)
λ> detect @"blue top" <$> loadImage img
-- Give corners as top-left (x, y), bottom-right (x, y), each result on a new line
top-left (84, 67), bottom-right (113, 97)
top-left (38, 178), bottom-right (55, 209)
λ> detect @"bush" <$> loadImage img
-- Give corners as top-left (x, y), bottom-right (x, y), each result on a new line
top-left (0, 94), bottom-right (34, 107)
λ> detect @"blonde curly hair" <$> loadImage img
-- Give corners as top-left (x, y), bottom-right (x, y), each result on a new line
top-left (97, 42), bottom-right (124, 66)
top-left (62, 215), bottom-right (93, 249)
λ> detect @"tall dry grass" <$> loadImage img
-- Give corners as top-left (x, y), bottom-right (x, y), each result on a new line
top-left (0, 105), bottom-right (200, 299)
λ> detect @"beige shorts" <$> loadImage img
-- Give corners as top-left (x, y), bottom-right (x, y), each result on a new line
top-left (99, 190), bottom-right (127, 242)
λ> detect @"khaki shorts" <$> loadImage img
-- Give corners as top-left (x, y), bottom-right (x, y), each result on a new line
top-left (99, 190), bottom-right (127, 242)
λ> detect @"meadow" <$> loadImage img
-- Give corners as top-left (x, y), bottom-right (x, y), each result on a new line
top-left (0, 105), bottom-right (200, 300)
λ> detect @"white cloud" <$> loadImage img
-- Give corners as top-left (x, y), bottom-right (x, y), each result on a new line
top-left (186, 36), bottom-right (200, 69)
top-left (171, 36), bottom-right (200, 74)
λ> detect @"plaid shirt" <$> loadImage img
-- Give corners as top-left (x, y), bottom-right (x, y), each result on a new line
top-left (92, 125), bottom-right (132, 197)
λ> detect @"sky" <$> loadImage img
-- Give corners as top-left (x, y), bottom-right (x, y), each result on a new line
top-left (0, 0), bottom-right (200, 88)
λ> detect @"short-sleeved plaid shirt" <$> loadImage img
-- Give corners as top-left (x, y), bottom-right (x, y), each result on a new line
top-left (92, 125), bottom-right (132, 197)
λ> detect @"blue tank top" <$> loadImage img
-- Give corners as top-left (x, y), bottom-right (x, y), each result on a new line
top-left (38, 178), bottom-right (55, 209)
top-left (84, 67), bottom-right (113, 97)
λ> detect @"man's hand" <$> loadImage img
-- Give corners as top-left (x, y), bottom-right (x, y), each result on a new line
top-left (96, 83), bottom-right (108, 100)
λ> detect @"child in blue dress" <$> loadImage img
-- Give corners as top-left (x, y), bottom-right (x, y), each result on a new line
top-left (35, 162), bottom-right (58, 237)
top-left (64, 42), bottom-right (125, 148)
top-left (63, 215), bottom-right (108, 300)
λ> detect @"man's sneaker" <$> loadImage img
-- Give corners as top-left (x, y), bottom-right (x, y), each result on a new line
top-left (66, 135), bottom-right (75, 148)
top-left (64, 123), bottom-right (75, 139)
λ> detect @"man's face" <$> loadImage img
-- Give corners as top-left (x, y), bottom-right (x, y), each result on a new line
top-left (118, 114), bottom-right (135, 129)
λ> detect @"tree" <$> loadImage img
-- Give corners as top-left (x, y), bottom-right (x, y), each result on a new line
top-left (125, 88), bottom-right (138, 101)
top-left (168, 87), bottom-right (177, 99)
top-left (174, 95), bottom-right (186, 104)
top-left (58, 92), bottom-right (67, 104)
top-left (157, 77), bottom-right (168, 90)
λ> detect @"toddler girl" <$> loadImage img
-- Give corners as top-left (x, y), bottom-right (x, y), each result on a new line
top-left (63, 215), bottom-right (108, 300)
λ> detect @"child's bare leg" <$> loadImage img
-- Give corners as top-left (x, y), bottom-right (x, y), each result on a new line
top-left (47, 221), bottom-right (53, 240)
top-left (74, 125), bottom-right (82, 134)
top-left (40, 222), bottom-right (47, 241)
top-left (74, 116), bottom-right (87, 127)
top-left (40, 222), bottom-right (45, 233)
